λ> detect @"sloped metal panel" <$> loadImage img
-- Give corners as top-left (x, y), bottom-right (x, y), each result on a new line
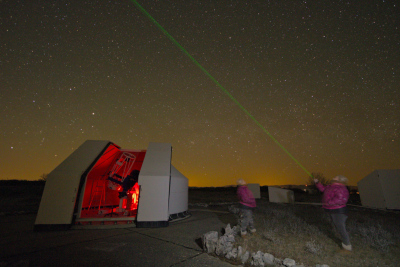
top-left (358, 170), bottom-right (386, 209)
top-left (376, 169), bottom-right (400, 209)
top-left (169, 165), bottom-right (188, 215)
top-left (35, 140), bottom-right (110, 228)
top-left (137, 143), bottom-right (171, 226)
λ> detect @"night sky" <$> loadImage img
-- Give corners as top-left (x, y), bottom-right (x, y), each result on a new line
top-left (1, 1), bottom-right (399, 186)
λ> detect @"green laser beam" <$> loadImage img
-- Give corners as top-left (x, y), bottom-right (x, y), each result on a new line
top-left (130, 0), bottom-right (313, 178)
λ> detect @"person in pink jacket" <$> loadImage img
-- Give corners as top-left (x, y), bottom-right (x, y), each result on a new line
top-left (237, 178), bottom-right (256, 237)
top-left (314, 175), bottom-right (352, 251)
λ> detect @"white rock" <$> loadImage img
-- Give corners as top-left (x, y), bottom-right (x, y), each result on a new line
top-left (262, 252), bottom-right (275, 265)
top-left (232, 225), bottom-right (241, 236)
top-left (283, 258), bottom-right (296, 266)
top-left (240, 251), bottom-right (250, 264)
top-left (225, 247), bottom-right (238, 259)
top-left (224, 223), bottom-right (239, 236)
top-left (251, 251), bottom-right (265, 266)
top-left (274, 258), bottom-right (283, 265)
top-left (224, 224), bottom-right (233, 234)
top-left (237, 246), bottom-right (244, 257)
top-left (202, 231), bottom-right (218, 254)
top-left (216, 234), bottom-right (235, 256)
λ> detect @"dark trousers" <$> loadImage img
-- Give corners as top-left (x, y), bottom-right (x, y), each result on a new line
top-left (329, 212), bottom-right (350, 245)
top-left (240, 208), bottom-right (254, 232)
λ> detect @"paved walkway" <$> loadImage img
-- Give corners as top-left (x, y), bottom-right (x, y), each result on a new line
top-left (0, 209), bottom-right (237, 266)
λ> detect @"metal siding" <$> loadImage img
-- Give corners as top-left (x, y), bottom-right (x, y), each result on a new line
top-left (379, 169), bottom-right (400, 209)
top-left (169, 165), bottom-right (188, 215)
top-left (268, 186), bottom-right (294, 204)
top-left (137, 143), bottom-right (172, 223)
top-left (137, 176), bottom-right (170, 221)
top-left (35, 140), bottom-right (110, 226)
top-left (358, 170), bottom-right (387, 209)
top-left (247, 183), bottom-right (261, 199)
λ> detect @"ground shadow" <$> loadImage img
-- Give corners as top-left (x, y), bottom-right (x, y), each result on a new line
top-left (294, 205), bottom-right (343, 247)
top-left (195, 237), bottom-right (204, 250)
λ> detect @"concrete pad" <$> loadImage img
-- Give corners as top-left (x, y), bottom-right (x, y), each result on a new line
top-left (6, 232), bottom-right (200, 266)
top-left (0, 210), bottom-right (238, 266)
top-left (174, 253), bottom-right (237, 266)
top-left (134, 210), bottom-right (237, 250)
top-left (1, 224), bottom-right (133, 258)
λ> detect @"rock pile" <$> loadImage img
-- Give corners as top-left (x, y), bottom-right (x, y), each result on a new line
top-left (202, 224), bottom-right (329, 267)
